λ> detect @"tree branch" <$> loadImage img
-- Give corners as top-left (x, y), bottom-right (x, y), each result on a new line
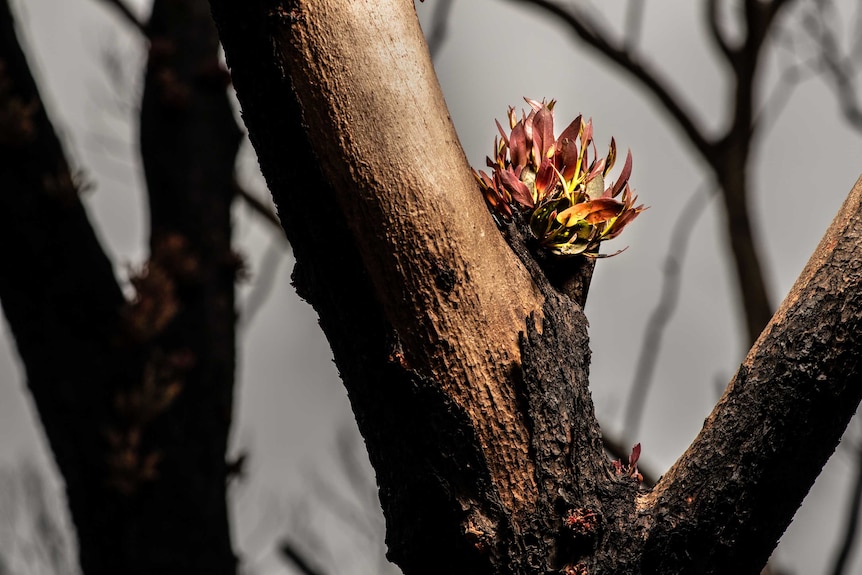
top-left (208, 2), bottom-right (622, 572)
top-left (706, 0), bottom-right (736, 60)
top-left (643, 175), bottom-right (862, 572)
top-left (234, 182), bottom-right (285, 236)
top-left (279, 542), bottom-right (328, 575)
top-left (271, 0), bottom-right (549, 511)
top-left (0, 2), bottom-right (135, 568)
top-left (93, 0), bottom-right (287, 234)
top-left (623, 0), bottom-right (645, 51)
top-left (802, 6), bottom-right (862, 131)
top-left (506, 0), bottom-right (715, 162)
top-left (95, 0), bottom-right (147, 35)
top-left (624, 184), bottom-right (715, 444)
top-left (426, 0), bottom-right (454, 60)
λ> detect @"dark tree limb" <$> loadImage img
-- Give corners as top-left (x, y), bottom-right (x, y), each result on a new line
top-left (643, 175), bottom-right (862, 573)
top-left (506, 0), bottom-right (715, 161)
top-left (94, 0), bottom-right (285, 236)
top-left (0, 2), bottom-right (138, 571)
top-left (0, 0), bottom-right (242, 571)
top-left (132, 0), bottom-right (242, 571)
top-left (624, 184), bottom-right (715, 444)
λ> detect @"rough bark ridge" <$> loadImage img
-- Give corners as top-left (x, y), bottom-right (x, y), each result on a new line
top-left (207, 1), bottom-right (862, 573)
top-left (0, 0), bottom-right (241, 572)
top-left (642, 176), bottom-right (862, 573)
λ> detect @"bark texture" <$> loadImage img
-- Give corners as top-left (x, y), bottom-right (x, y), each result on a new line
top-left (0, 0), bottom-right (240, 572)
top-left (642, 175), bottom-right (862, 573)
top-left (207, 1), bottom-right (862, 573)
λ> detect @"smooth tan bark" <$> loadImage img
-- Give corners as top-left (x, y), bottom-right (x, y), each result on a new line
top-left (279, 0), bottom-right (546, 510)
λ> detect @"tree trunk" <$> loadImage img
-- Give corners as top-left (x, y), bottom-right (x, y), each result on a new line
top-left (0, 0), bottom-right (240, 572)
top-left (208, 1), bottom-right (862, 573)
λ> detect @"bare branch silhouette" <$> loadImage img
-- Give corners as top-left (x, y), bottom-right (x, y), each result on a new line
top-left (95, 0), bottom-right (147, 35)
top-left (279, 541), bottom-right (329, 575)
top-left (426, 0), bottom-right (455, 60)
top-left (706, 0), bottom-right (734, 61)
top-left (93, 0), bottom-right (287, 236)
top-left (240, 235), bottom-right (288, 327)
top-left (624, 184), bottom-right (715, 445)
top-left (624, 0), bottom-right (645, 51)
top-left (801, 0), bottom-right (862, 131)
top-left (235, 182), bottom-right (284, 236)
top-left (505, 0), bottom-right (714, 160)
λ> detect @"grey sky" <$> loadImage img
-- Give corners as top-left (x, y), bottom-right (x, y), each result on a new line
top-left (2, 1), bottom-right (861, 574)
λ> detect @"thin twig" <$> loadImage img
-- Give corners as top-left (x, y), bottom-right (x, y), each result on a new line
top-left (93, 0), bottom-right (290, 235)
top-left (801, 3), bottom-right (862, 131)
top-left (506, 0), bottom-right (714, 160)
top-left (236, 183), bottom-right (285, 237)
top-left (623, 0), bottom-right (645, 52)
top-left (95, 0), bottom-right (148, 36)
top-left (426, 0), bottom-right (455, 60)
top-left (279, 541), bottom-right (328, 575)
top-left (706, 0), bottom-right (736, 60)
top-left (623, 184), bottom-right (715, 445)
top-left (751, 54), bottom-right (812, 136)
top-left (239, 236), bottom-right (287, 328)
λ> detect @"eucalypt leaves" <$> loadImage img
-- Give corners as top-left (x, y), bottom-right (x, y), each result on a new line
top-left (473, 99), bottom-right (645, 258)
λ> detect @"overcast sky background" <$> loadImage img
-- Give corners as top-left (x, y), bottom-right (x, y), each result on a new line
top-left (1, 1), bottom-right (862, 574)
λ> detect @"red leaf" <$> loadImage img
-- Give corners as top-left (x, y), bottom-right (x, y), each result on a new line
top-left (535, 158), bottom-right (557, 200)
top-left (533, 104), bottom-right (555, 162)
top-left (556, 198), bottom-right (623, 226)
top-left (558, 138), bottom-right (580, 181)
top-left (629, 443), bottom-right (641, 468)
top-left (509, 122), bottom-right (528, 169)
top-left (607, 149), bottom-right (632, 198)
top-left (495, 119), bottom-right (509, 147)
top-left (498, 169), bottom-right (534, 208)
top-left (555, 115), bottom-right (582, 151)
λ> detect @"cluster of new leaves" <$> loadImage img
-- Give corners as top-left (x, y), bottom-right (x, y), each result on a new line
top-left (473, 99), bottom-right (645, 257)
top-left (612, 443), bottom-right (644, 483)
